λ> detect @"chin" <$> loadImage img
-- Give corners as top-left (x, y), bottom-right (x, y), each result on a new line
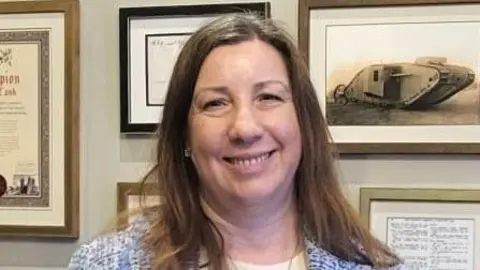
top-left (230, 183), bottom-right (287, 202)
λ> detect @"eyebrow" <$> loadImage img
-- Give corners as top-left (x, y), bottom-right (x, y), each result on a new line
top-left (254, 80), bottom-right (290, 92)
top-left (193, 79), bottom-right (290, 100)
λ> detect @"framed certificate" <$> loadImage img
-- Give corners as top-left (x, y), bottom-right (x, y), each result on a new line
top-left (360, 188), bottom-right (480, 269)
top-left (119, 2), bottom-right (271, 133)
top-left (0, 0), bottom-right (79, 238)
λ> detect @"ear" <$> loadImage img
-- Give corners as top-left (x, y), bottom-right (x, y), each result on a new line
top-left (184, 142), bottom-right (192, 157)
top-left (184, 146), bottom-right (191, 157)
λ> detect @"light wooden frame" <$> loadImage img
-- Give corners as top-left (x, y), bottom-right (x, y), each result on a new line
top-left (116, 182), bottom-right (159, 226)
top-left (0, 0), bottom-right (79, 238)
top-left (359, 187), bottom-right (480, 228)
top-left (359, 187), bottom-right (480, 268)
top-left (299, 0), bottom-right (480, 154)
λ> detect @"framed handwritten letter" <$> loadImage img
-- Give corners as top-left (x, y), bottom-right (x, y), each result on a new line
top-left (0, 0), bottom-right (79, 238)
top-left (119, 2), bottom-right (271, 133)
top-left (360, 188), bottom-right (480, 269)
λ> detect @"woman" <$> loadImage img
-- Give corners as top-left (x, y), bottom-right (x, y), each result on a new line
top-left (69, 12), bottom-right (406, 270)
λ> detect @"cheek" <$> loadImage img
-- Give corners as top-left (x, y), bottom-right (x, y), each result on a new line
top-left (267, 110), bottom-right (301, 145)
top-left (189, 117), bottom-right (224, 159)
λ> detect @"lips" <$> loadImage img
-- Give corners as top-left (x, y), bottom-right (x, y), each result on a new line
top-left (223, 150), bottom-right (276, 166)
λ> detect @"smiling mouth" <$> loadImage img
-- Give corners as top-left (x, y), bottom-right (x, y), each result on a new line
top-left (224, 150), bottom-right (276, 166)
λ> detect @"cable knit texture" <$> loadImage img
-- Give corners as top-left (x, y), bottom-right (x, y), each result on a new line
top-left (68, 217), bottom-right (409, 269)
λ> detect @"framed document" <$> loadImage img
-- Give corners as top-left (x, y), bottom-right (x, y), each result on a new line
top-left (360, 188), bottom-right (480, 269)
top-left (0, 0), bottom-right (79, 238)
top-left (119, 2), bottom-right (271, 133)
top-left (299, 0), bottom-right (480, 154)
top-left (116, 182), bottom-right (160, 226)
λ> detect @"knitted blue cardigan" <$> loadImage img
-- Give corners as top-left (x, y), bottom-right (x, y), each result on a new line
top-left (67, 217), bottom-right (408, 270)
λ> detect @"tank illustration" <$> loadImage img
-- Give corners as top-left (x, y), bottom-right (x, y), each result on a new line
top-left (332, 57), bottom-right (476, 109)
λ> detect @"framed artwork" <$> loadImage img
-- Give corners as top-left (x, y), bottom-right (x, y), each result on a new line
top-left (299, 0), bottom-right (480, 154)
top-left (0, 0), bottom-right (80, 238)
top-left (359, 187), bottom-right (480, 269)
top-left (119, 2), bottom-right (271, 133)
top-left (116, 182), bottom-right (160, 226)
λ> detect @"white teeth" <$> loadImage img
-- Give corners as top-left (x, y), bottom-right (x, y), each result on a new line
top-left (231, 153), bottom-right (270, 166)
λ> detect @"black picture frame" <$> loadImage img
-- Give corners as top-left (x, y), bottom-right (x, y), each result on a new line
top-left (119, 2), bottom-right (271, 133)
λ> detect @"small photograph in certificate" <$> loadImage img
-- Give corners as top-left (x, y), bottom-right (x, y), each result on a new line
top-left (4, 174), bottom-right (40, 197)
top-left (0, 174), bottom-right (6, 197)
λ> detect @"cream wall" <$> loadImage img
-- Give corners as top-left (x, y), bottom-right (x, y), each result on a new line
top-left (0, 0), bottom-right (479, 268)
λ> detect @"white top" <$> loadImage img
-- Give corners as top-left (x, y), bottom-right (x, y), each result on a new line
top-left (229, 251), bottom-right (307, 270)
top-left (199, 249), bottom-right (307, 270)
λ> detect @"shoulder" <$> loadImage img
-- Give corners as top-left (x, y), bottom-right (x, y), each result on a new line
top-left (67, 217), bottom-right (152, 270)
top-left (304, 238), bottom-right (409, 270)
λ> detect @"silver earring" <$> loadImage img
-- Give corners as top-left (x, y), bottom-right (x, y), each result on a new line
top-left (184, 148), bottom-right (191, 157)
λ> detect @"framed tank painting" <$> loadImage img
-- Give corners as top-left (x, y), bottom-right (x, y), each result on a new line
top-left (359, 188), bottom-right (480, 269)
top-left (119, 2), bottom-right (271, 133)
top-left (299, 0), bottom-right (480, 154)
top-left (0, 0), bottom-right (80, 238)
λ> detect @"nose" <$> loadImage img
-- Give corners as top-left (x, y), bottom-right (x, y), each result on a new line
top-left (227, 105), bottom-right (263, 146)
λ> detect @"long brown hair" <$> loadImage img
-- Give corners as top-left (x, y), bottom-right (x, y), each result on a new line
top-left (136, 12), bottom-right (401, 269)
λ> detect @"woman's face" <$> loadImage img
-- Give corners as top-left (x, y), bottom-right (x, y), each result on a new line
top-left (188, 38), bottom-right (302, 203)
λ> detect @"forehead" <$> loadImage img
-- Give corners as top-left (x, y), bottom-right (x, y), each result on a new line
top-left (193, 39), bottom-right (289, 91)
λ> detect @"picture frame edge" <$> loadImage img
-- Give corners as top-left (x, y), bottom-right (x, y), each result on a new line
top-left (0, 0), bottom-right (80, 239)
top-left (299, 1), bottom-right (480, 155)
top-left (358, 187), bottom-right (480, 229)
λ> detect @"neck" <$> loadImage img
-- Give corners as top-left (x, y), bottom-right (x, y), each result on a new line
top-left (200, 189), bottom-right (301, 264)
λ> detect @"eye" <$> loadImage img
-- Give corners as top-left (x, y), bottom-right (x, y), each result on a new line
top-left (258, 93), bottom-right (283, 102)
top-left (203, 99), bottom-right (227, 110)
